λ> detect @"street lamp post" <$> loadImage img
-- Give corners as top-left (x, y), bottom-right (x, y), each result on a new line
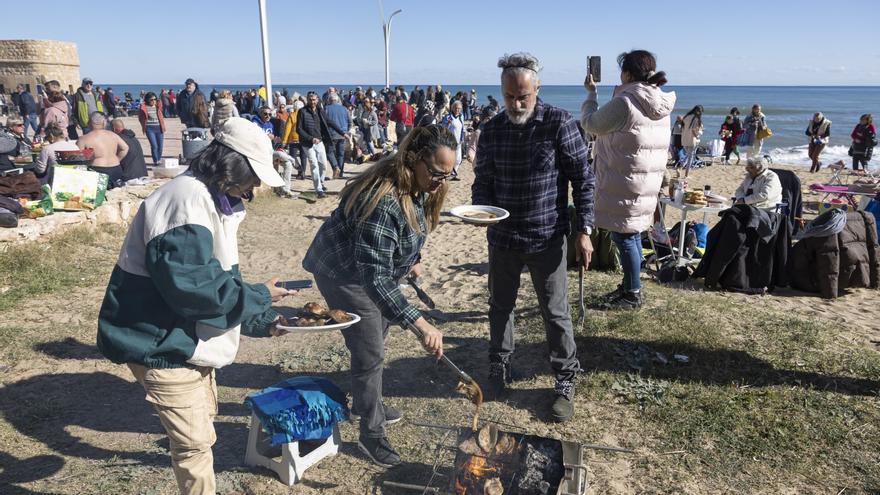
top-left (382, 8), bottom-right (402, 89)
top-left (257, 0), bottom-right (273, 106)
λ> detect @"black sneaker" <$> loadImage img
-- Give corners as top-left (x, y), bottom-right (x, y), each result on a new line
top-left (349, 404), bottom-right (403, 427)
top-left (551, 380), bottom-right (575, 423)
top-left (487, 361), bottom-right (512, 400)
top-left (358, 436), bottom-right (402, 468)
top-left (316, 191), bottom-right (327, 199)
top-left (599, 284), bottom-right (625, 303)
top-left (600, 291), bottom-right (642, 310)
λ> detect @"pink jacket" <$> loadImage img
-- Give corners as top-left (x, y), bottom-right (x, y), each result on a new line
top-left (591, 83), bottom-right (676, 233)
top-left (40, 99), bottom-right (69, 131)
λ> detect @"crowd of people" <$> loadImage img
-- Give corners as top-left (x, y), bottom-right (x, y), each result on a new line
top-left (668, 101), bottom-right (876, 173)
top-left (0, 78), bottom-right (151, 195)
top-left (0, 50), bottom-right (878, 495)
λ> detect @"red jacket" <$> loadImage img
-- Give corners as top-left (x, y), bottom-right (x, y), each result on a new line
top-left (390, 101), bottom-right (414, 126)
top-left (138, 101), bottom-right (166, 133)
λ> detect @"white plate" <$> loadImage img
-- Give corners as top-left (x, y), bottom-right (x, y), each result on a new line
top-left (276, 312), bottom-right (361, 333)
top-left (450, 205), bottom-right (510, 224)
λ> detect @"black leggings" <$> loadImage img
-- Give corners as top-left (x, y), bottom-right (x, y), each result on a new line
top-left (89, 165), bottom-right (124, 189)
top-left (853, 157), bottom-right (869, 171)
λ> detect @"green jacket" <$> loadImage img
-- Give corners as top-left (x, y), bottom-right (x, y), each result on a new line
top-left (73, 88), bottom-right (104, 129)
top-left (97, 174), bottom-right (277, 369)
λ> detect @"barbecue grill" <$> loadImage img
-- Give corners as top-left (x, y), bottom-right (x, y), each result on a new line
top-left (384, 421), bottom-right (590, 495)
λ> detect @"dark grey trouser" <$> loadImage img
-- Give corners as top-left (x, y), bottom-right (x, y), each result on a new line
top-left (315, 274), bottom-right (390, 439)
top-left (487, 236), bottom-right (579, 382)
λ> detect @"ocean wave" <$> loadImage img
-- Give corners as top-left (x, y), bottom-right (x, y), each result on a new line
top-left (767, 145), bottom-right (861, 167)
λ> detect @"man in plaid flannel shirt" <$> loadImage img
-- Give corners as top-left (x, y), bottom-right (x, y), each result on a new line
top-left (472, 52), bottom-right (596, 422)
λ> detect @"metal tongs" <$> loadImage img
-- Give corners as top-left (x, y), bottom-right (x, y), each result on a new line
top-left (577, 264), bottom-right (586, 328)
top-left (406, 323), bottom-right (483, 426)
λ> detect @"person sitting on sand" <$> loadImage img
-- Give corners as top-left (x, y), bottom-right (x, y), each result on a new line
top-left (97, 117), bottom-right (293, 495)
top-left (302, 125), bottom-right (451, 468)
top-left (76, 112), bottom-right (128, 188)
top-left (474, 52), bottom-right (595, 422)
top-left (733, 156), bottom-right (782, 209)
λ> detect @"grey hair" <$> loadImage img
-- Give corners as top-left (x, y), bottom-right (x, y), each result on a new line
top-left (497, 52), bottom-right (541, 85)
top-left (89, 111), bottom-right (106, 128)
top-left (747, 156), bottom-right (766, 169)
top-left (110, 118), bottom-right (125, 129)
top-left (329, 93), bottom-right (340, 103)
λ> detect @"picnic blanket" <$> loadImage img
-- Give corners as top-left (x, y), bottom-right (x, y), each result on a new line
top-left (245, 376), bottom-right (349, 445)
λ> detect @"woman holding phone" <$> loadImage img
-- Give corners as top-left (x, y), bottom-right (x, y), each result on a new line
top-left (303, 125), bottom-right (456, 468)
top-left (580, 50), bottom-right (676, 309)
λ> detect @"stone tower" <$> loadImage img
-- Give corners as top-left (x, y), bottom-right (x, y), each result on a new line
top-left (0, 39), bottom-right (81, 95)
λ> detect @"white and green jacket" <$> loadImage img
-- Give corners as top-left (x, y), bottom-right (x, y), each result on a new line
top-left (97, 173), bottom-right (277, 369)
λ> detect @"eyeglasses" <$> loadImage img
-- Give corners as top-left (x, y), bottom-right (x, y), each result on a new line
top-left (261, 113), bottom-right (271, 117)
top-left (422, 160), bottom-right (453, 182)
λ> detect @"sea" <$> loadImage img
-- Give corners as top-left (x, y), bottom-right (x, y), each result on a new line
top-left (107, 84), bottom-right (880, 167)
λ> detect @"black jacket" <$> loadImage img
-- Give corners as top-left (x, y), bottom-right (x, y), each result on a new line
top-left (117, 129), bottom-right (148, 181)
top-left (693, 205), bottom-right (791, 293)
top-left (789, 210), bottom-right (879, 298)
top-left (770, 168), bottom-right (802, 233)
top-left (296, 106), bottom-right (331, 148)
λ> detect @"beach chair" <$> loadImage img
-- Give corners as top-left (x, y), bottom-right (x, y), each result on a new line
top-left (696, 139), bottom-right (726, 166)
top-left (826, 160), bottom-right (847, 186)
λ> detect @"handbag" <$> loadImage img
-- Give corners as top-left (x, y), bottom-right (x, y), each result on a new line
top-left (848, 145), bottom-right (854, 157)
top-left (756, 126), bottom-right (773, 140)
top-left (736, 132), bottom-right (749, 147)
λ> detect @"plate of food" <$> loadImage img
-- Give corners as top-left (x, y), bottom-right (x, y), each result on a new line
top-left (450, 205), bottom-right (509, 224)
top-left (276, 302), bottom-right (361, 333)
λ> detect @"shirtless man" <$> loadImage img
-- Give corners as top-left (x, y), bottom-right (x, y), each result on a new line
top-left (77, 112), bottom-right (128, 187)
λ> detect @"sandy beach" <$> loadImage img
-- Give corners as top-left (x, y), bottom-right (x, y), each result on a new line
top-left (0, 115), bottom-right (877, 494)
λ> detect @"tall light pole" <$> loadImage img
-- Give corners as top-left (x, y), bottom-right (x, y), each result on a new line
top-left (257, 0), bottom-right (273, 106)
top-left (382, 8), bottom-right (402, 89)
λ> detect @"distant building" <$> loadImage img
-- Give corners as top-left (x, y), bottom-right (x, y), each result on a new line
top-left (0, 39), bottom-right (81, 95)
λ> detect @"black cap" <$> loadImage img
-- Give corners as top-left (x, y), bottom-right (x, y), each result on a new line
top-left (185, 78), bottom-right (196, 85)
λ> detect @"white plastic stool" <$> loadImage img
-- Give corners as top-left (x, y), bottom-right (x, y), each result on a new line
top-left (244, 412), bottom-right (341, 485)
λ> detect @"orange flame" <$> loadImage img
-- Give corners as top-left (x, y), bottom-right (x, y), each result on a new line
top-left (455, 455), bottom-right (499, 494)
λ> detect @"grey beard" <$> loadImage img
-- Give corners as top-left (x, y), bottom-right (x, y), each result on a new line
top-left (507, 108), bottom-right (535, 125)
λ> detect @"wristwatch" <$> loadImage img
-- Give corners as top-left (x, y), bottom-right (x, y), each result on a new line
top-left (580, 227), bottom-right (593, 235)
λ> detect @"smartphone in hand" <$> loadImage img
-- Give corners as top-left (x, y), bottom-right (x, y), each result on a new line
top-left (276, 280), bottom-right (313, 290)
top-left (587, 56), bottom-right (601, 83)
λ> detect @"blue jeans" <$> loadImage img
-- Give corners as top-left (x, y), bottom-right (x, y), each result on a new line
top-left (326, 139), bottom-right (346, 174)
top-left (145, 125), bottom-right (164, 164)
top-left (611, 231), bottom-right (642, 292)
top-left (24, 113), bottom-right (39, 139)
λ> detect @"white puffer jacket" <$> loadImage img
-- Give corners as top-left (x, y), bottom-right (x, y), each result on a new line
top-left (582, 82), bottom-right (676, 233)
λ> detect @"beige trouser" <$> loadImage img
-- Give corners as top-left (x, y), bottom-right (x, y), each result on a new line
top-left (129, 363), bottom-right (218, 495)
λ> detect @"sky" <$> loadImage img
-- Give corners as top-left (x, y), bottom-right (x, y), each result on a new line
top-left (6, 0), bottom-right (880, 86)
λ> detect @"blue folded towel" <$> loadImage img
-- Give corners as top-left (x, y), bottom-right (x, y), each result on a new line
top-left (245, 376), bottom-right (349, 445)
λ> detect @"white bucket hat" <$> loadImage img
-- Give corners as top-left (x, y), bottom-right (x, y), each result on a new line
top-left (213, 117), bottom-right (283, 187)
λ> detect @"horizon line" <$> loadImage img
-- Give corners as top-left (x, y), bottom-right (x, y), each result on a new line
top-left (100, 83), bottom-right (880, 88)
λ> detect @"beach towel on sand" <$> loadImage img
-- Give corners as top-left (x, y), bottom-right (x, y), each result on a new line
top-left (245, 376), bottom-right (348, 445)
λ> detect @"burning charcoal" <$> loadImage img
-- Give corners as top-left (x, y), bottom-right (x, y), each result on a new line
top-left (516, 441), bottom-right (564, 495)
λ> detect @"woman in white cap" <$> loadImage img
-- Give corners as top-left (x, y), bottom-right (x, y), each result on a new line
top-left (96, 117), bottom-right (293, 495)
